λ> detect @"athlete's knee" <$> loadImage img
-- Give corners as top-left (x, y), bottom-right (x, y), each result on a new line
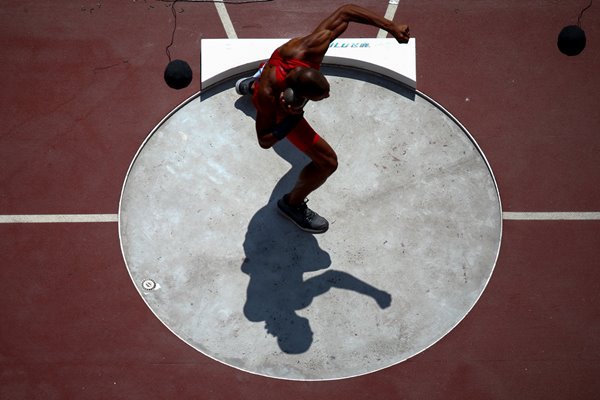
top-left (328, 153), bottom-right (338, 174)
top-left (306, 139), bottom-right (338, 175)
top-left (318, 152), bottom-right (338, 176)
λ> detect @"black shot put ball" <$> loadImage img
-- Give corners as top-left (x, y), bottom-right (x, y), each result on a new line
top-left (164, 59), bottom-right (193, 89)
top-left (558, 25), bottom-right (586, 56)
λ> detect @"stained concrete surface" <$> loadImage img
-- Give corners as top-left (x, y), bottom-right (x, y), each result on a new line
top-left (119, 67), bottom-right (502, 380)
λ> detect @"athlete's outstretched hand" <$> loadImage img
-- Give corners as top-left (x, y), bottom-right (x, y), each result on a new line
top-left (391, 24), bottom-right (410, 44)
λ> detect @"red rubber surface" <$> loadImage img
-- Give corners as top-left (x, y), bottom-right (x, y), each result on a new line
top-left (1, 1), bottom-right (599, 398)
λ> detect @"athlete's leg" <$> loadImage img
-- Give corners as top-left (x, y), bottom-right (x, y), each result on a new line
top-left (276, 119), bottom-right (336, 233)
top-left (287, 136), bottom-right (337, 206)
top-left (235, 65), bottom-right (265, 95)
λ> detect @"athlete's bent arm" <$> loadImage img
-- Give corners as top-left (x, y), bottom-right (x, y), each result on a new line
top-left (317, 5), bottom-right (408, 44)
top-left (255, 80), bottom-right (307, 149)
top-left (255, 108), bottom-right (279, 149)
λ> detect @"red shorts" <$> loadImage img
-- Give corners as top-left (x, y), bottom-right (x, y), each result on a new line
top-left (285, 117), bottom-right (321, 152)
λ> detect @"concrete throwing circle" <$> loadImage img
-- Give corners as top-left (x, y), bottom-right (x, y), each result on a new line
top-left (119, 67), bottom-right (502, 380)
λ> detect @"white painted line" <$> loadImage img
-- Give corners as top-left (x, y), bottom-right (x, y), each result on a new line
top-left (1, 212), bottom-right (598, 224)
top-left (378, 1), bottom-right (399, 38)
top-left (214, 2), bottom-right (238, 39)
top-left (0, 214), bottom-right (118, 224)
top-left (502, 212), bottom-right (600, 220)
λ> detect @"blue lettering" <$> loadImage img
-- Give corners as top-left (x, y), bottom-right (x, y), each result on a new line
top-left (329, 42), bottom-right (371, 49)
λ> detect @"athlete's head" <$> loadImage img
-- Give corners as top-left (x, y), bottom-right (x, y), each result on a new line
top-left (288, 67), bottom-right (330, 101)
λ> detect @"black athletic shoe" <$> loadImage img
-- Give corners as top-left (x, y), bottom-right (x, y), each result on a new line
top-left (235, 77), bottom-right (255, 95)
top-left (277, 195), bottom-right (329, 234)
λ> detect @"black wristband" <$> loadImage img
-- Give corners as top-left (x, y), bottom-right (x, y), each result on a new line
top-left (272, 112), bottom-right (304, 140)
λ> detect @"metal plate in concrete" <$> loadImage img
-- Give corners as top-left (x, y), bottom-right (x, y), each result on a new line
top-left (118, 67), bottom-right (502, 380)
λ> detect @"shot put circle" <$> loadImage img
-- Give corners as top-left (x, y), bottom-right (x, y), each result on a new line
top-left (119, 66), bottom-right (502, 380)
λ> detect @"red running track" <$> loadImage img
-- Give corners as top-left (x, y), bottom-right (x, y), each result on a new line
top-left (1, 1), bottom-right (599, 399)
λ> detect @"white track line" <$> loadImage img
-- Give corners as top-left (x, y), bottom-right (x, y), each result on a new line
top-left (502, 212), bottom-right (600, 221)
top-left (377, 0), bottom-right (399, 38)
top-left (214, 1), bottom-right (238, 39)
top-left (1, 213), bottom-right (599, 224)
top-left (0, 214), bottom-right (118, 224)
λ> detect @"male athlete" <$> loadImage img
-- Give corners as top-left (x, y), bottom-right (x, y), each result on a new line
top-left (236, 4), bottom-right (410, 234)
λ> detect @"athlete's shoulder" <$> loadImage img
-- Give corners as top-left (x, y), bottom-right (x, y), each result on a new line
top-left (299, 30), bottom-right (333, 59)
top-left (283, 30), bottom-right (332, 51)
top-left (278, 38), bottom-right (305, 58)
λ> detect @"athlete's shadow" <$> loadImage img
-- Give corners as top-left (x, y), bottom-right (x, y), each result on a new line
top-left (240, 138), bottom-right (392, 354)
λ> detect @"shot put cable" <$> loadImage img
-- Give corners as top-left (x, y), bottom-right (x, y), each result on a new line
top-left (161, 0), bottom-right (274, 89)
top-left (557, 0), bottom-right (593, 56)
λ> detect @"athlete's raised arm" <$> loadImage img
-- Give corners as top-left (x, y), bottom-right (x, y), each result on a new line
top-left (298, 4), bottom-right (410, 59)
